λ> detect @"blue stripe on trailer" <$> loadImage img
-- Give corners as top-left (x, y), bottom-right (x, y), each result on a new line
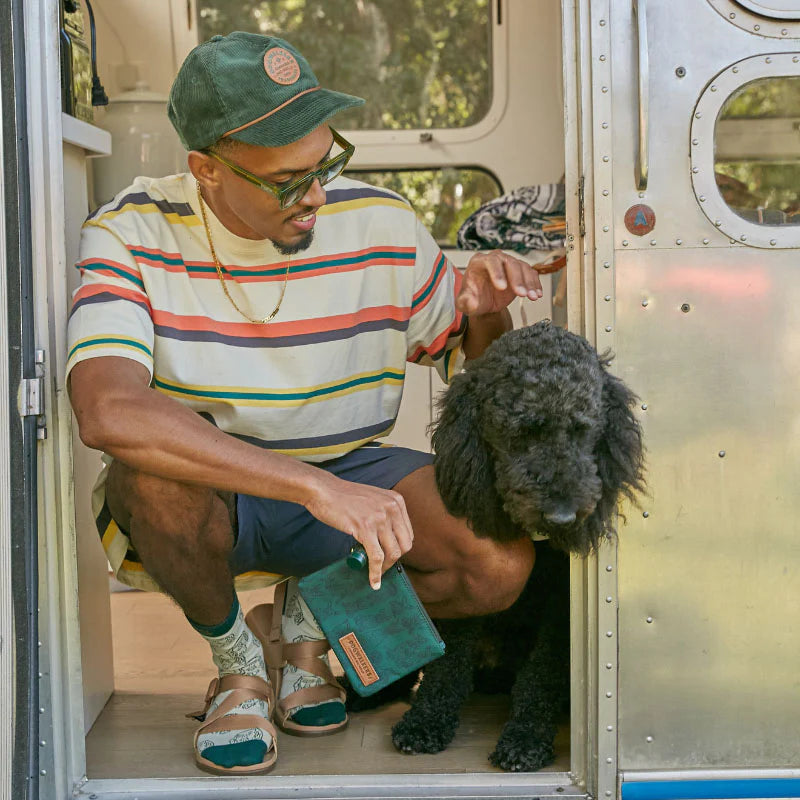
top-left (622, 779), bottom-right (800, 800)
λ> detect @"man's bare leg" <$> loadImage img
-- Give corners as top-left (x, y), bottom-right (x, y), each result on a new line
top-left (393, 465), bottom-right (535, 618)
top-left (105, 460), bottom-right (235, 625)
top-left (105, 460), bottom-right (276, 770)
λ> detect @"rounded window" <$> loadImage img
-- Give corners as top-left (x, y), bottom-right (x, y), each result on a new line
top-left (733, 0), bottom-right (800, 19)
top-left (707, 0), bottom-right (800, 36)
top-left (691, 54), bottom-right (800, 248)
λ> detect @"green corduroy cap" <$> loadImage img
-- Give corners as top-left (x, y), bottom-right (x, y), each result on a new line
top-left (168, 31), bottom-right (364, 151)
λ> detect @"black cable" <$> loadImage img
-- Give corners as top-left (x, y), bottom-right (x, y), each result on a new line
top-left (83, 0), bottom-right (108, 106)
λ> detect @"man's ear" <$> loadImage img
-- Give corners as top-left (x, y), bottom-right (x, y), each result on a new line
top-left (188, 150), bottom-right (224, 191)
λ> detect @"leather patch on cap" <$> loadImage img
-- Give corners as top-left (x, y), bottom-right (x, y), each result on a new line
top-left (339, 633), bottom-right (379, 686)
top-left (264, 47), bottom-right (301, 85)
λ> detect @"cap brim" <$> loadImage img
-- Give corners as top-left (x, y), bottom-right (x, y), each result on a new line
top-left (228, 88), bottom-right (364, 148)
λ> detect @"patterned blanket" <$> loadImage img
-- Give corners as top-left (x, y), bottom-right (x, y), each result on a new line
top-left (457, 184), bottom-right (566, 253)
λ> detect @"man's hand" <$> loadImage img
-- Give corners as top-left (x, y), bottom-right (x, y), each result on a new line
top-left (304, 474), bottom-right (414, 590)
top-left (456, 250), bottom-right (543, 316)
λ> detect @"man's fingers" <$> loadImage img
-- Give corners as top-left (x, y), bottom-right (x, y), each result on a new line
top-left (360, 533), bottom-right (385, 590)
top-left (502, 254), bottom-right (542, 299)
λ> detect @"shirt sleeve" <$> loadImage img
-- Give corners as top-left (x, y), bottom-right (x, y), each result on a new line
top-left (66, 221), bottom-right (155, 382)
top-left (406, 218), bottom-right (468, 384)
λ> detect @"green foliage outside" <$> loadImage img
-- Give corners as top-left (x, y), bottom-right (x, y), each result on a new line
top-left (196, 0), bottom-right (501, 244)
top-left (197, 0), bottom-right (492, 130)
top-left (715, 77), bottom-right (800, 221)
top-left (350, 168), bottom-right (502, 246)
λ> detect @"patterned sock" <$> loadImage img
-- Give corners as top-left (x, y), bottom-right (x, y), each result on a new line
top-left (281, 578), bottom-right (346, 726)
top-left (189, 598), bottom-right (274, 768)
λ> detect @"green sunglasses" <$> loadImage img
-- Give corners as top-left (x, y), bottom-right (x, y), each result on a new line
top-left (206, 128), bottom-right (355, 210)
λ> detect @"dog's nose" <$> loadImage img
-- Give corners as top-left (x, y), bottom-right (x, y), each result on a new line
top-left (544, 508), bottom-right (577, 526)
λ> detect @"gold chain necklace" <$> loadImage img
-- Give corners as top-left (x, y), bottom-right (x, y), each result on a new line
top-left (196, 181), bottom-right (291, 324)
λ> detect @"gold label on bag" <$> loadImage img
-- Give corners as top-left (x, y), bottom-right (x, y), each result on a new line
top-left (339, 632), bottom-right (379, 686)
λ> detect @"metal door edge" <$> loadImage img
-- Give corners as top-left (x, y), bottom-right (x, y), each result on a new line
top-left (77, 772), bottom-right (585, 800)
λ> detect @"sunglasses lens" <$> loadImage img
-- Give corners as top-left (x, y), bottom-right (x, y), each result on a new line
top-left (281, 178), bottom-right (313, 209)
top-left (321, 155), bottom-right (348, 186)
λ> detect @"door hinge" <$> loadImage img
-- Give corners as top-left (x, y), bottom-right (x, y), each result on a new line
top-left (578, 175), bottom-right (586, 238)
top-left (18, 349), bottom-right (47, 439)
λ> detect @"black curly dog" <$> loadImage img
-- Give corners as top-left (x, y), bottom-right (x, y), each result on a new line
top-left (348, 321), bottom-right (645, 770)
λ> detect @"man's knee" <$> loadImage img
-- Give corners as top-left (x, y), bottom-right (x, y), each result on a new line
top-left (460, 537), bottom-right (535, 615)
top-left (106, 463), bottom-right (232, 552)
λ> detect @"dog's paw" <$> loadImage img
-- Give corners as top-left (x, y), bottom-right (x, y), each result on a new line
top-left (391, 709), bottom-right (459, 754)
top-left (489, 725), bottom-right (555, 772)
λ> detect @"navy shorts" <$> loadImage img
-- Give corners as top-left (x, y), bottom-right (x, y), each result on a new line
top-left (231, 445), bottom-right (433, 577)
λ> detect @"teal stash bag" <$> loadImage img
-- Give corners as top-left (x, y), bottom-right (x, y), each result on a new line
top-left (298, 548), bottom-right (445, 696)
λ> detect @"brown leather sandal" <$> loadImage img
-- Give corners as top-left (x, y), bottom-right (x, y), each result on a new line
top-left (246, 582), bottom-right (348, 738)
top-left (188, 674), bottom-right (278, 776)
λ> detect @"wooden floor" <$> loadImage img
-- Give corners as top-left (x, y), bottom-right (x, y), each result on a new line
top-left (86, 588), bottom-right (570, 779)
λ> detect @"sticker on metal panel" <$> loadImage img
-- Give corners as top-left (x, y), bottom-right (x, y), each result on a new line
top-left (339, 632), bottom-right (379, 686)
top-left (264, 47), bottom-right (300, 85)
top-left (624, 204), bottom-right (656, 236)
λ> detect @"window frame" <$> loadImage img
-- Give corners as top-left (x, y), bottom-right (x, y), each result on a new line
top-left (690, 53), bottom-right (800, 249)
top-left (192, 0), bottom-right (509, 147)
top-left (706, 0), bottom-right (800, 37)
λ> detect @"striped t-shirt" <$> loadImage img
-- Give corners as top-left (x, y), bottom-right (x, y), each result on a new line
top-left (66, 173), bottom-right (467, 463)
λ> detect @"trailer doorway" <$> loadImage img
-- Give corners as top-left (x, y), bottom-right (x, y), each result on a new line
top-left (29, 0), bottom-right (599, 797)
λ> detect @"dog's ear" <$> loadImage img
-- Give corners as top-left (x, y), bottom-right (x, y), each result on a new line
top-left (596, 355), bottom-right (646, 515)
top-left (431, 372), bottom-right (504, 537)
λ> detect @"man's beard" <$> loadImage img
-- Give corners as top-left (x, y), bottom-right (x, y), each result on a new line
top-left (273, 230), bottom-right (314, 255)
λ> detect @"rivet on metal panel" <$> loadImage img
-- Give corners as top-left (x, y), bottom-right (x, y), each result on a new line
top-left (606, 565), bottom-right (613, 572)
top-left (692, 138), bottom-right (699, 146)
top-left (606, 691), bottom-right (613, 697)
top-left (602, 122), bottom-right (609, 128)
top-left (622, 240), bottom-right (629, 247)
top-left (675, 66), bottom-right (686, 78)
top-left (715, 220), bottom-right (722, 226)
top-left (605, 325), bottom-right (612, 332)
top-left (605, 295), bottom-right (611, 302)
top-left (602, 155), bottom-right (609, 162)
top-left (606, 757), bottom-right (613, 764)
top-left (606, 631), bottom-right (613, 638)
top-left (793, 57), bottom-right (799, 63)
top-left (642, 299), bottom-right (649, 307)
top-left (603, 261), bottom-right (611, 268)
top-left (765, 57), bottom-right (772, 64)
top-left (695, 112), bottom-right (702, 119)
top-left (719, 450), bottom-right (726, 458)
top-left (729, 11), bottom-right (736, 18)
top-left (754, 24), bottom-right (760, 30)
top-left (602, 86), bottom-right (609, 93)
top-left (646, 736), bottom-right (654, 742)
top-left (606, 596), bottom-right (613, 603)
top-left (638, 192), bottom-right (645, 199)
top-left (676, 238), bottom-right (683, 245)
top-left (782, 29), bottom-right (788, 36)
top-left (703, 238), bottom-right (709, 245)
top-left (646, 617), bottom-right (653, 623)
top-left (600, 54), bottom-right (607, 61)
top-left (603, 225), bottom-right (610, 232)
top-left (643, 511), bottom-right (650, 517)
top-left (740, 235), bottom-right (747, 241)
top-left (600, 18), bottom-right (606, 25)
top-left (40, 770), bottom-right (47, 776)
top-left (641, 403), bottom-right (648, 410)
top-left (730, 239), bottom-right (737, 244)
top-left (681, 303), bottom-right (690, 313)
top-left (606, 663), bottom-right (613, 669)
top-left (556, 788), bottom-right (565, 794)
top-left (39, 740), bottom-right (46, 747)
top-left (607, 725), bottom-right (614, 731)
top-left (650, 240), bottom-right (656, 246)
top-left (732, 66), bottom-right (739, 73)
top-left (603, 190), bottom-right (609, 196)
top-left (606, 792), bottom-right (613, 797)
top-left (770, 239), bottom-right (777, 246)
top-left (710, 85), bottom-right (717, 92)
top-left (39, 707), bottom-right (45, 714)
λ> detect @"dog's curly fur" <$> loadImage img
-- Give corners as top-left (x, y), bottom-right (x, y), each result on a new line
top-left (349, 321), bottom-right (645, 770)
